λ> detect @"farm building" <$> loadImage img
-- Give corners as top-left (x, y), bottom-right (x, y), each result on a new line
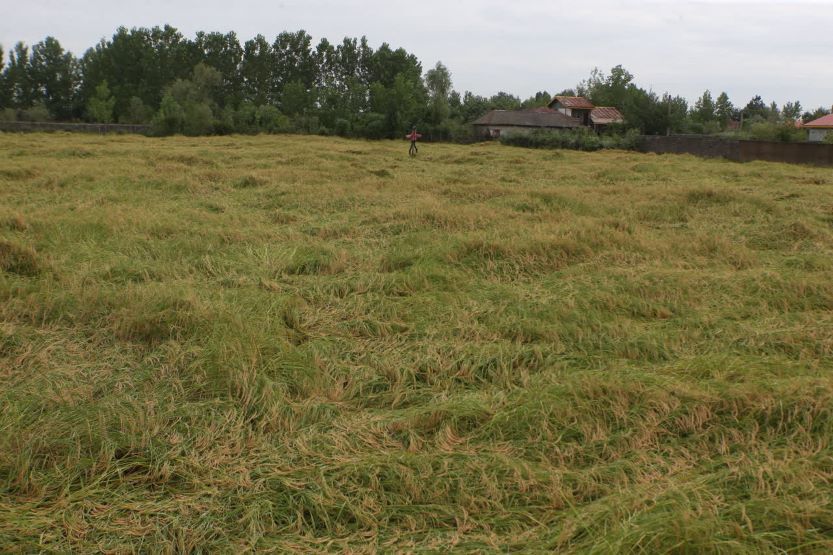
top-left (549, 96), bottom-right (595, 125)
top-left (590, 107), bottom-right (625, 131)
top-left (804, 114), bottom-right (833, 142)
top-left (471, 107), bottom-right (582, 139)
top-left (472, 94), bottom-right (624, 139)
top-left (548, 95), bottom-right (624, 130)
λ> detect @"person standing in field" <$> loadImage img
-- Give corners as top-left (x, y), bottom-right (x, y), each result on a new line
top-left (406, 127), bottom-right (422, 157)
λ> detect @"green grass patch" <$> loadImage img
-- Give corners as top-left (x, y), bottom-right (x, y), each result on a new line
top-left (0, 240), bottom-right (42, 276)
top-left (1, 133), bottom-right (833, 552)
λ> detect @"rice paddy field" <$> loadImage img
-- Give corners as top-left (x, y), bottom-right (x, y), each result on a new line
top-left (1, 132), bottom-right (833, 553)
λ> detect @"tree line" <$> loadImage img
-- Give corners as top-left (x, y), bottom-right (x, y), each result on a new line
top-left (564, 66), bottom-right (830, 141)
top-left (1, 26), bottom-right (830, 140)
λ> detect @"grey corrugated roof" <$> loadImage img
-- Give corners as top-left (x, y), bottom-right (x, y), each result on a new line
top-left (472, 108), bottom-right (583, 128)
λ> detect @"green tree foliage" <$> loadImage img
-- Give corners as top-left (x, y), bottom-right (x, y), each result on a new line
top-left (190, 62), bottom-right (223, 104)
top-left (195, 31), bottom-right (243, 107)
top-left (368, 43), bottom-right (422, 87)
top-left (582, 65), bottom-right (633, 109)
top-left (86, 80), bottom-right (116, 122)
top-left (152, 92), bottom-right (185, 134)
top-left (149, 26), bottom-right (200, 89)
top-left (241, 34), bottom-right (274, 105)
top-left (152, 63), bottom-right (222, 135)
top-left (353, 42), bottom-right (428, 138)
top-left (369, 72), bottom-right (426, 138)
top-left (748, 120), bottom-right (805, 143)
top-left (621, 88), bottom-right (667, 135)
top-left (501, 127), bottom-right (640, 150)
top-left (0, 45), bottom-right (9, 109)
top-left (82, 28), bottom-right (158, 118)
top-left (2, 37), bottom-right (80, 120)
top-left (3, 25), bottom-right (822, 140)
top-left (256, 104), bottom-right (289, 132)
top-left (781, 101), bottom-right (802, 121)
top-left (578, 65), bottom-right (669, 134)
top-left (79, 26), bottom-right (195, 122)
top-left (455, 92), bottom-right (488, 122)
top-left (6, 43), bottom-right (37, 109)
top-left (281, 79), bottom-right (315, 116)
top-left (656, 94), bottom-right (689, 135)
top-left (488, 92), bottom-right (522, 111)
top-left (19, 103), bottom-right (51, 121)
top-left (521, 91), bottom-right (552, 109)
top-left (715, 92), bottom-right (733, 127)
top-left (743, 95), bottom-right (768, 121)
top-left (313, 37), bottom-right (372, 132)
top-left (802, 106), bottom-right (831, 123)
top-left (122, 96), bottom-right (154, 124)
top-left (691, 90), bottom-right (716, 123)
top-left (768, 101), bottom-right (780, 122)
top-left (182, 102), bottom-right (214, 135)
top-left (272, 31), bottom-right (317, 102)
top-left (425, 61), bottom-right (452, 125)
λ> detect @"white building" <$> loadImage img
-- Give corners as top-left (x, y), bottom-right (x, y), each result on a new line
top-left (804, 114), bottom-right (833, 142)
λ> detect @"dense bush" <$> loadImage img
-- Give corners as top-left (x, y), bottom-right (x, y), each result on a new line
top-left (333, 118), bottom-right (352, 137)
top-left (687, 120), bottom-right (722, 135)
top-left (419, 119), bottom-right (476, 142)
top-left (151, 94), bottom-right (186, 135)
top-left (716, 121), bottom-right (808, 143)
top-left (500, 128), bottom-right (640, 151)
top-left (120, 97), bottom-right (154, 124)
top-left (747, 121), bottom-right (806, 143)
top-left (257, 105), bottom-right (289, 134)
top-left (17, 103), bottom-right (52, 122)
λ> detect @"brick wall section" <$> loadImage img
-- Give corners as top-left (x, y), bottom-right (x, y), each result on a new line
top-left (738, 140), bottom-right (833, 166)
top-left (0, 121), bottom-right (150, 134)
top-left (637, 135), bottom-right (833, 167)
top-left (637, 135), bottom-right (741, 161)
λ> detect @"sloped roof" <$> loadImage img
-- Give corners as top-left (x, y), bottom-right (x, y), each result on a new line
top-left (590, 107), bottom-right (624, 125)
top-left (804, 114), bottom-right (833, 128)
top-left (472, 108), bottom-right (583, 128)
top-left (551, 96), bottom-right (595, 110)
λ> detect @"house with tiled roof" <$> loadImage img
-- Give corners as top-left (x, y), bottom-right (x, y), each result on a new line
top-left (804, 113), bottom-right (833, 142)
top-left (589, 107), bottom-right (625, 131)
top-left (549, 96), bottom-right (595, 125)
top-left (471, 107), bottom-right (583, 139)
top-left (470, 95), bottom-right (625, 139)
top-left (548, 95), bottom-right (624, 130)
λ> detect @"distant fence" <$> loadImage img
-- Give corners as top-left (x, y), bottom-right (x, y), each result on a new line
top-left (737, 140), bottom-right (833, 167)
top-left (0, 121), bottom-right (151, 134)
top-left (637, 135), bottom-right (833, 167)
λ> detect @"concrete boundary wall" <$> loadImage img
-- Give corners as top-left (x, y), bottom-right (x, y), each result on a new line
top-left (738, 140), bottom-right (833, 166)
top-left (0, 121), bottom-right (150, 134)
top-left (637, 135), bottom-right (833, 167)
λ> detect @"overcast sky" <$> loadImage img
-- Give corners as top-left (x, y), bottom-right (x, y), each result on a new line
top-left (3, 0), bottom-right (833, 110)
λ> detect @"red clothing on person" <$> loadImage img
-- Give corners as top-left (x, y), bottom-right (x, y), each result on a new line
top-left (406, 131), bottom-right (422, 141)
